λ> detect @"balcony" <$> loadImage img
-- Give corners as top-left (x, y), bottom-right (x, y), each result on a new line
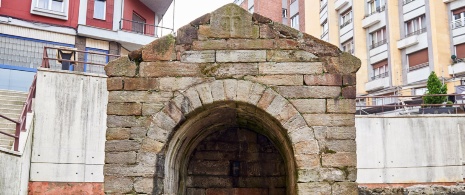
top-left (119, 19), bottom-right (159, 37)
top-left (320, 30), bottom-right (329, 39)
top-left (340, 19), bottom-right (352, 29)
top-left (452, 19), bottom-right (465, 31)
top-left (334, 0), bottom-right (349, 11)
top-left (369, 39), bottom-right (387, 50)
top-left (365, 72), bottom-right (390, 91)
top-left (397, 28), bottom-right (426, 49)
top-left (362, 6), bottom-right (385, 28)
top-left (407, 63), bottom-right (429, 83)
top-left (448, 60), bottom-right (465, 76)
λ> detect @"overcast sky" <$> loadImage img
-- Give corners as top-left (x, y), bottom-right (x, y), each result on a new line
top-left (159, 0), bottom-right (232, 34)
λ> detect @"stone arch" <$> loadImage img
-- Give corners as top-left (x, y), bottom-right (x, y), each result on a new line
top-left (149, 79), bottom-right (310, 195)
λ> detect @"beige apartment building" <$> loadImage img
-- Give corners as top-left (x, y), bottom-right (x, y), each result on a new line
top-left (235, 0), bottom-right (465, 101)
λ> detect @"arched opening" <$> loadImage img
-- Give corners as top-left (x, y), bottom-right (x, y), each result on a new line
top-left (163, 101), bottom-right (297, 195)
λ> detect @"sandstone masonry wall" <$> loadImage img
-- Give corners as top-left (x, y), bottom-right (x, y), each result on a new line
top-left (104, 3), bottom-right (360, 195)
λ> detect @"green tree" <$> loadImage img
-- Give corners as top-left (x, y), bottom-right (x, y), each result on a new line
top-left (423, 71), bottom-right (447, 106)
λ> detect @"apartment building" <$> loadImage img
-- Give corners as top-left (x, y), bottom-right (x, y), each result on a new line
top-left (0, 0), bottom-right (173, 91)
top-left (235, 0), bottom-right (465, 100)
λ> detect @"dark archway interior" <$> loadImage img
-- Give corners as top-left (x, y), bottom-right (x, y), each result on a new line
top-left (163, 101), bottom-right (296, 195)
top-left (186, 128), bottom-right (287, 195)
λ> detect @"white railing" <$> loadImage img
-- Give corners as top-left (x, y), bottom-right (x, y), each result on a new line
top-left (451, 18), bottom-right (465, 30)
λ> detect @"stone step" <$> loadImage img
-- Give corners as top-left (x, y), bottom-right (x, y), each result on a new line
top-left (0, 112), bottom-right (20, 120)
top-left (0, 104), bottom-right (23, 110)
top-left (0, 122), bottom-right (17, 129)
top-left (0, 98), bottom-right (26, 106)
top-left (0, 90), bottom-right (28, 97)
top-left (0, 95), bottom-right (27, 103)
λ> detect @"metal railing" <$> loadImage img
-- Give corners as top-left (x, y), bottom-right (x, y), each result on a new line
top-left (320, 30), bottom-right (329, 39)
top-left (451, 18), bottom-right (465, 30)
top-left (0, 75), bottom-right (36, 152)
top-left (320, 2), bottom-right (328, 12)
top-left (408, 62), bottom-right (429, 72)
top-left (370, 72), bottom-right (389, 81)
top-left (403, 0), bottom-right (416, 5)
top-left (365, 5), bottom-right (386, 18)
top-left (369, 39), bottom-right (387, 49)
top-left (42, 46), bottom-right (120, 74)
top-left (405, 27), bottom-right (426, 38)
top-left (356, 94), bottom-right (465, 115)
top-left (340, 18), bottom-right (352, 29)
top-left (119, 19), bottom-right (174, 37)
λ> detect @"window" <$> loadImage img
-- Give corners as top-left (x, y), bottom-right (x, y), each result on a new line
top-left (320, 0), bottom-right (327, 11)
top-left (407, 49), bottom-right (429, 72)
top-left (321, 20), bottom-right (328, 39)
top-left (369, 27), bottom-right (386, 49)
top-left (371, 59), bottom-right (388, 80)
top-left (291, 14), bottom-right (299, 30)
top-left (452, 7), bottom-right (465, 29)
top-left (132, 12), bottom-right (146, 34)
top-left (367, 0), bottom-right (385, 16)
top-left (341, 39), bottom-right (354, 54)
top-left (405, 15), bottom-right (426, 37)
top-left (413, 88), bottom-right (427, 95)
top-left (340, 9), bottom-right (352, 29)
top-left (93, 0), bottom-right (106, 20)
top-left (282, 8), bottom-right (288, 18)
top-left (455, 43), bottom-right (465, 59)
top-left (31, 0), bottom-right (68, 20)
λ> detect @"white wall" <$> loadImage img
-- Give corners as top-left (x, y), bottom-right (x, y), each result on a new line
top-left (356, 115), bottom-right (465, 183)
top-left (30, 69), bottom-right (108, 182)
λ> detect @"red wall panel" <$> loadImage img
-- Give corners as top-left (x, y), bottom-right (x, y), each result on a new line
top-left (86, 0), bottom-right (114, 30)
top-left (122, 0), bottom-right (155, 27)
top-left (0, 0), bottom-right (79, 28)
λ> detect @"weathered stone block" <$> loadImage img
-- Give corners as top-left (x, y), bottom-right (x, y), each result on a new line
top-left (326, 99), bottom-right (356, 113)
top-left (108, 91), bottom-right (172, 103)
top-left (223, 79), bottom-right (238, 100)
top-left (107, 103), bottom-right (142, 115)
top-left (275, 39), bottom-right (299, 50)
top-left (295, 154), bottom-right (320, 169)
top-left (259, 62), bottom-right (323, 75)
top-left (227, 39), bottom-right (274, 50)
top-left (159, 77), bottom-right (212, 91)
top-left (104, 164), bottom-right (154, 177)
top-left (176, 25), bottom-right (198, 45)
top-left (304, 74), bottom-right (343, 86)
top-left (192, 40), bottom-right (228, 50)
top-left (107, 115), bottom-right (151, 128)
top-left (288, 126), bottom-right (315, 144)
top-left (259, 24), bottom-right (276, 39)
top-left (105, 140), bottom-right (141, 152)
top-left (275, 103), bottom-right (299, 124)
top-left (142, 103), bottom-right (164, 115)
top-left (104, 57), bottom-right (137, 77)
top-left (105, 151), bottom-right (137, 164)
top-left (297, 182), bottom-right (332, 195)
top-left (252, 12), bottom-right (272, 23)
top-left (123, 78), bottom-right (158, 91)
top-left (290, 99), bottom-right (326, 114)
top-left (327, 53), bottom-right (361, 74)
top-left (181, 50), bottom-right (215, 63)
top-left (276, 86), bottom-right (341, 99)
top-left (107, 77), bottom-right (123, 91)
top-left (216, 50), bottom-right (266, 63)
top-left (283, 115), bottom-right (308, 133)
top-left (342, 86), bottom-right (356, 99)
top-left (320, 140), bottom-right (356, 153)
top-left (322, 153), bottom-right (357, 167)
top-left (236, 80), bottom-right (253, 103)
top-left (313, 126), bottom-right (356, 140)
top-left (134, 177), bottom-right (154, 194)
top-left (298, 168), bottom-right (346, 182)
top-left (190, 13), bottom-right (211, 26)
top-left (141, 35), bottom-right (176, 61)
top-left (245, 75), bottom-right (303, 86)
top-left (137, 152), bottom-right (157, 166)
top-left (140, 61), bottom-right (201, 77)
top-left (294, 140), bottom-right (320, 154)
top-left (257, 88), bottom-right (277, 110)
top-left (247, 83), bottom-right (266, 105)
top-left (130, 127), bottom-right (148, 141)
top-left (207, 4), bottom-right (257, 39)
top-left (106, 128), bottom-right (130, 140)
top-left (343, 74), bottom-right (356, 86)
top-left (140, 138), bottom-right (164, 153)
top-left (267, 50), bottom-right (318, 62)
top-left (211, 80), bottom-right (226, 102)
top-left (332, 182), bottom-right (358, 195)
top-left (303, 114), bottom-right (355, 126)
top-left (202, 63), bottom-right (258, 78)
top-left (104, 176), bottom-right (133, 194)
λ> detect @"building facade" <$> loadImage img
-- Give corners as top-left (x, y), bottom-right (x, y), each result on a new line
top-left (0, 0), bottom-right (173, 91)
top-left (236, 0), bottom-right (465, 101)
